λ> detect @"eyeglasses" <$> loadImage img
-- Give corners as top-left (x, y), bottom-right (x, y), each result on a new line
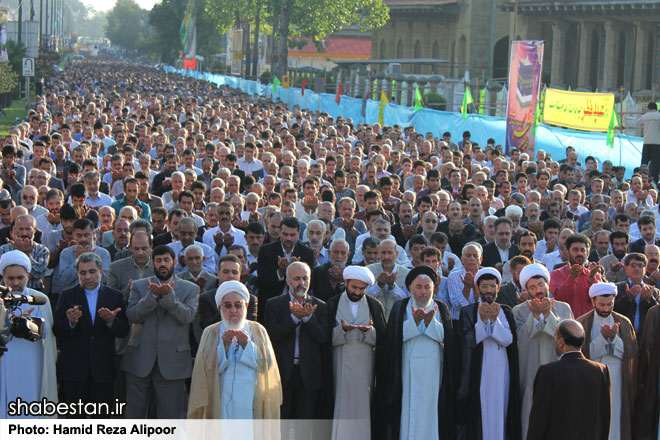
top-left (22, 195), bottom-right (35, 200)
top-left (221, 302), bottom-right (245, 310)
top-left (628, 263), bottom-right (646, 269)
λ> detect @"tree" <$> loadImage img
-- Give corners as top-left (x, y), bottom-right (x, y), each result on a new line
top-left (104, 0), bottom-right (149, 52)
top-left (273, 0), bottom-right (389, 77)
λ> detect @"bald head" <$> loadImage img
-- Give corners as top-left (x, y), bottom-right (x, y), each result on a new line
top-left (556, 319), bottom-right (586, 353)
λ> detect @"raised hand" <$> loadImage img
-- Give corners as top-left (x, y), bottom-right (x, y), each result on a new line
top-left (66, 305), bottom-right (83, 325)
top-left (410, 304), bottom-right (426, 326)
top-left (148, 279), bottom-right (172, 296)
top-left (625, 283), bottom-right (642, 300)
top-left (221, 329), bottom-right (236, 352)
top-left (641, 284), bottom-right (655, 302)
top-left (98, 307), bottom-right (121, 324)
top-left (587, 262), bottom-right (603, 282)
top-left (478, 302), bottom-right (491, 323)
top-left (610, 262), bottom-right (624, 273)
top-left (569, 264), bottom-right (582, 280)
top-left (234, 329), bottom-right (250, 347)
top-left (377, 271), bottom-right (389, 288)
top-left (461, 271), bottom-right (475, 289)
top-left (341, 318), bottom-right (357, 332)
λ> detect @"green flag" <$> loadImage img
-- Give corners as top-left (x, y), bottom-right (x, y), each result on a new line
top-left (479, 88), bottom-right (486, 115)
top-left (532, 100), bottom-right (541, 135)
top-left (607, 107), bottom-right (620, 148)
top-left (462, 86), bottom-right (474, 120)
top-left (414, 86), bottom-right (423, 111)
top-left (272, 76), bottom-right (281, 95)
top-left (392, 80), bottom-right (396, 99)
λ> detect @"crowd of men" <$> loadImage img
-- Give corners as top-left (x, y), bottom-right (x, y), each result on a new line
top-left (1, 60), bottom-right (660, 440)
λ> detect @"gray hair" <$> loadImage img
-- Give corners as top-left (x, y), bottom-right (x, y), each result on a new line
top-left (130, 219), bottom-right (153, 235)
top-left (286, 260), bottom-right (311, 278)
top-left (329, 238), bottom-right (349, 251)
top-left (307, 219), bottom-right (326, 235)
top-left (185, 244), bottom-right (204, 257)
top-left (76, 252), bottom-right (103, 271)
top-left (464, 241), bottom-right (483, 257)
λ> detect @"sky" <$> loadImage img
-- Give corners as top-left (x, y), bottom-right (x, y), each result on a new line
top-left (82, 0), bottom-right (160, 13)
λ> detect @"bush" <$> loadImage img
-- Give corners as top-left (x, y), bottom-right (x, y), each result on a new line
top-left (423, 91), bottom-right (447, 110)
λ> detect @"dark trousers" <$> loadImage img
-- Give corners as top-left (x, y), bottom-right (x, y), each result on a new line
top-left (125, 361), bottom-right (186, 419)
top-left (281, 365), bottom-right (319, 439)
top-left (642, 143), bottom-right (660, 183)
top-left (62, 378), bottom-right (114, 418)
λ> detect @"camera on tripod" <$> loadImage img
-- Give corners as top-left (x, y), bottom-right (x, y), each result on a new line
top-left (0, 284), bottom-right (46, 348)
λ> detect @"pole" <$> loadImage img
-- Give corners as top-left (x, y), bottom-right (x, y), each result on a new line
top-left (18, 0), bottom-right (23, 44)
top-left (26, 76), bottom-right (30, 102)
top-left (44, 0), bottom-right (48, 37)
top-left (39, 0), bottom-right (43, 39)
top-left (487, 0), bottom-right (494, 78)
top-left (513, 0), bottom-right (519, 41)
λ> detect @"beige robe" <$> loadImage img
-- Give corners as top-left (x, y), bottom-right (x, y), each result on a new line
top-left (332, 292), bottom-right (377, 440)
top-left (513, 299), bottom-right (573, 436)
top-left (188, 320), bottom-right (282, 438)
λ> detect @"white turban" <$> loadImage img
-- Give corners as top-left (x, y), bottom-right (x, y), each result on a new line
top-left (0, 250), bottom-right (31, 275)
top-left (215, 280), bottom-right (250, 308)
top-left (519, 263), bottom-right (550, 289)
top-left (343, 266), bottom-right (376, 286)
top-left (589, 282), bottom-right (617, 298)
top-left (474, 267), bottom-right (502, 285)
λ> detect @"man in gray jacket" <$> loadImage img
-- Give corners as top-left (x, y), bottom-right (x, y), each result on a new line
top-left (121, 245), bottom-right (199, 418)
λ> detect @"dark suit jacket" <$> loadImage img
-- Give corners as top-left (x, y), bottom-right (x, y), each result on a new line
top-left (481, 241), bottom-right (520, 269)
top-left (53, 285), bottom-right (129, 383)
top-left (614, 280), bottom-right (660, 336)
top-left (527, 351), bottom-right (610, 440)
top-left (497, 282), bottom-right (521, 308)
top-left (310, 262), bottom-right (345, 302)
top-left (153, 231), bottom-right (174, 248)
top-left (198, 290), bottom-right (258, 329)
top-left (264, 292), bottom-right (329, 391)
top-left (437, 220), bottom-right (478, 258)
top-left (48, 176), bottom-right (64, 192)
top-left (256, 240), bottom-right (315, 321)
top-left (629, 237), bottom-right (660, 254)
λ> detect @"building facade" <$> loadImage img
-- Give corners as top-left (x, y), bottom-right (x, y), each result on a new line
top-left (372, 0), bottom-right (660, 92)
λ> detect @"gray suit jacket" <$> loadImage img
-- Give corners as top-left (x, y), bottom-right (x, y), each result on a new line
top-left (178, 269), bottom-right (219, 296)
top-left (106, 256), bottom-right (155, 301)
top-left (120, 275), bottom-right (200, 380)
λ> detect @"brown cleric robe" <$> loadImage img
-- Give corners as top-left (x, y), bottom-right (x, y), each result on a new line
top-left (577, 310), bottom-right (637, 440)
top-left (634, 304), bottom-right (660, 440)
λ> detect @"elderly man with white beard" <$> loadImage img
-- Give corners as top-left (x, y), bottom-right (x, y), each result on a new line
top-left (378, 265), bottom-right (456, 440)
top-left (304, 219), bottom-right (328, 266)
top-left (311, 239), bottom-right (350, 302)
top-left (188, 280), bottom-right (282, 429)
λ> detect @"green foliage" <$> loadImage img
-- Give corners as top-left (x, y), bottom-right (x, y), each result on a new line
top-left (5, 40), bottom-right (27, 77)
top-left (0, 63), bottom-right (18, 94)
top-left (423, 91), bottom-right (447, 110)
top-left (104, 0), bottom-right (149, 52)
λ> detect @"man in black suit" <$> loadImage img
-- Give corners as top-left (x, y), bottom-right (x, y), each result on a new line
top-left (481, 217), bottom-right (520, 270)
top-left (257, 216), bottom-right (315, 322)
top-left (310, 239), bottom-right (349, 302)
top-left (197, 254), bottom-right (258, 329)
top-left (614, 252), bottom-right (660, 338)
top-left (53, 252), bottom-right (129, 415)
top-left (437, 200), bottom-right (478, 259)
top-left (527, 319), bottom-right (611, 440)
top-left (264, 261), bottom-right (329, 437)
top-left (152, 209), bottom-right (185, 248)
top-left (628, 214), bottom-right (660, 253)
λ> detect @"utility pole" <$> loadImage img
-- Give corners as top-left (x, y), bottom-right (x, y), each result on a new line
top-left (40, 0), bottom-right (43, 40)
top-left (18, 0), bottom-right (23, 44)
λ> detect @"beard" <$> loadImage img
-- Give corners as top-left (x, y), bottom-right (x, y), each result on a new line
top-left (221, 309), bottom-right (246, 330)
top-left (413, 296), bottom-right (433, 310)
top-left (596, 309), bottom-right (611, 318)
top-left (155, 265), bottom-right (174, 281)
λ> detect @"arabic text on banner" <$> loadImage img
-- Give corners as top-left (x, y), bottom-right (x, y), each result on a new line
top-left (543, 88), bottom-right (615, 132)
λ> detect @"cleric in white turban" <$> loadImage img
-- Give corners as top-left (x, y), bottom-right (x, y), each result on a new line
top-left (0, 250), bottom-right (58, 418)
top-left (474, 267), bottom-right (502, 285)
top-left (588, 282), bottom-right (617, 298)
top-left (519, 263), bottom-right (551, 291)
top-left (189, 279), bottom-right (282, 432)
top-left (343, 265), bottom-right (376, 286)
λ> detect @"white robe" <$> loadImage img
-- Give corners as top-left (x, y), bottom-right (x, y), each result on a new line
top-left (216, 321), bottom-right (258, 439)
top-left (400, 302), bottom-right (444, 440)
top-left (590, 314), bottom-right (624, 440)
top-left (475, 308), bottom-right (513, 440)
top-left (331, 293), bottom-right (376, 440)
top-left (0, 288), bottom-right (57, 419)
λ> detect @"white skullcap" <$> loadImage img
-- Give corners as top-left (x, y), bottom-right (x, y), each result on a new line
top-left (519, 263), bottom-right (550, 289)
top-left (589, 282), bottom-right (617, 298)
top-left (215, 280), bottom-right (250, 308)
top-left (474, 267), bottom-right (502, 285)
top-left (343, 266), bottom-right (376, 286)
top-left (0, 250), bottom-right (31, 275)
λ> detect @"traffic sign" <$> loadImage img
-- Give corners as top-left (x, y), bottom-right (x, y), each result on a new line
top-left (22, 58), bottom-right (34, 77)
